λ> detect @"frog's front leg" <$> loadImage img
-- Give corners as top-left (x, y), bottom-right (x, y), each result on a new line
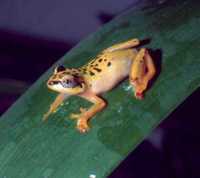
top-left (70, 92), bottom-right (106, 133)
top-left (130, 48), bottom-right (156, 99)
top-left (43, 93), bottom-right (69, 121)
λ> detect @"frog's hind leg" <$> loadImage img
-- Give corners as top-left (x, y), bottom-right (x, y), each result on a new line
top-left (70, 92), bottom-right (106, 133)
top-left (43, 93), bottom-right (69, 121)
top-left (129, 48), bottom-right (156, 99)
top-left (103, 38), bottom-right (140, 52)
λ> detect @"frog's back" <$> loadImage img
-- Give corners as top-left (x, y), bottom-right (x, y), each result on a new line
top-left (80, 49), bottom-right (137, 94)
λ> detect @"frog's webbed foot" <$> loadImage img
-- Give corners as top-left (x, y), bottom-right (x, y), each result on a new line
top-left (70, 107), bottom-right (90, 133)
top-left (70, 92), bottom-right (106, 133)
top-left (130, 79), bottom-right (147, 100)
top-left (77, 118), bottom-right (90, 133)
top-left (70, 114), bottom-right (90, 133)
top-left (130, 48), bottom-right (156, 99)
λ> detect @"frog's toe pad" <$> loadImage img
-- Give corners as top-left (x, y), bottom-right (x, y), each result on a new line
top-left (77, 119), bottom-right (90, 133)
top-left (135, 92), bottom-right (144, 100)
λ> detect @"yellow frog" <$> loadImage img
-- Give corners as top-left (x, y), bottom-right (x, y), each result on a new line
top-left (43, 38), bottom-right (156, 133)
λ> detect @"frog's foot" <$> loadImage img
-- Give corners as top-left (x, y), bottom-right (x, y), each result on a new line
top-left (69, 107), bottom-right (87, 120)
top-left (135, 92), bottom-right (144, 100)
top-left (69, 107), bottom-right (90, 132)
top-left (42, 107), bottom-right (57, 121)
top-left (130, 79), bottom-right (147, 100)
top-left (77, 118), bottom-right (90, 133)
top-left (130, 48), bottom-right (156, 100)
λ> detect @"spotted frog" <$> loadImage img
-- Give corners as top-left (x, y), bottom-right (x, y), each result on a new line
top-left (43, 38), bottom-right (156, 133)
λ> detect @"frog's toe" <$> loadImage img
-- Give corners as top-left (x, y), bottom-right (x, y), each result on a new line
top-left (77, 119), bottom-right (90, 133)
top-left (70, 113), bottom-right (80, 120)
top-left (135, 92), bottom-right (144, 100)
top-left (79, 107), bottom-right (87, 113)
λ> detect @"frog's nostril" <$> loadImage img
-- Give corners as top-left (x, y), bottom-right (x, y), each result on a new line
top-left (48, 81), bottom-right (59, 85)
top-left (48, 81), bottom-right (54, 85)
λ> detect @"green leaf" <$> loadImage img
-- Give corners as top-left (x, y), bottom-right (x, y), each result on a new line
top-left (1, 0), bottom-right (200, 177)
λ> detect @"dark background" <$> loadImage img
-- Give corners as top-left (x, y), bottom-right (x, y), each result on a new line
top-left (0, 0), bottom-right (199, 177)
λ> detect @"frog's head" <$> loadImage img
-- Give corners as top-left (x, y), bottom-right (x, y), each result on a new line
top-left (47, 65), bottom-right (86, 95)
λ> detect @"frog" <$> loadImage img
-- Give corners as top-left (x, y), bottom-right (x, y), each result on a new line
top-left (43, 38), bottom-right (156, 133)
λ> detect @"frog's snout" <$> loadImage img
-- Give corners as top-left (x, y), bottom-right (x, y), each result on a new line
top-left (48, 80), bottom-right (60, 86)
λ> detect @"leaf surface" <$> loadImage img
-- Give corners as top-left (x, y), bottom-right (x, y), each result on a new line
top-left (1, 0), bottom-right (200, 177)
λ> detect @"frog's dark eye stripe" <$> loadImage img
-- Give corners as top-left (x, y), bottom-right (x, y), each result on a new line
top-left (48, 81), bottom-right (60, 85)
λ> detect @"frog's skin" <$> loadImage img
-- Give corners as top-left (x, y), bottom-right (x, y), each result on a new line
top-left (43, 38), bottom-right (156, 133)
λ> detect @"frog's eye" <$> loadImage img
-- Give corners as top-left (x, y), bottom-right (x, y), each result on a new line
top-left (54, 65), bottom-right (65, 73)
top-left (61, 79), bottom-right (80, 88)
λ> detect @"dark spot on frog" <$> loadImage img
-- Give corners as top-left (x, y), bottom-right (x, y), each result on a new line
top-left (107, 62), bottom-right (112, 67)
top-left (89, 71), bottom-right (95, 76)
top-left (81, 68), bottom-right (87, 74)
top-left (98, 58), bottom-right (103, 62)
top-left (90, 60), bottom-right (95, 64)
top-left (93, 67), bottom-right (102, 72)
top-left (74, 73), bottom-right (79, 76)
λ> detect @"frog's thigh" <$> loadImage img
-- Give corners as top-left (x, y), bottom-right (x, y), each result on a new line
top-left (103, 38), bottom-right (140, 52)
top-left (129, 48), bottom-right (156, 99)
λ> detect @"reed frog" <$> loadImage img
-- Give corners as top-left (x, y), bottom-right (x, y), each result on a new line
top-left (43, 38), bottom-right (156, 133)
